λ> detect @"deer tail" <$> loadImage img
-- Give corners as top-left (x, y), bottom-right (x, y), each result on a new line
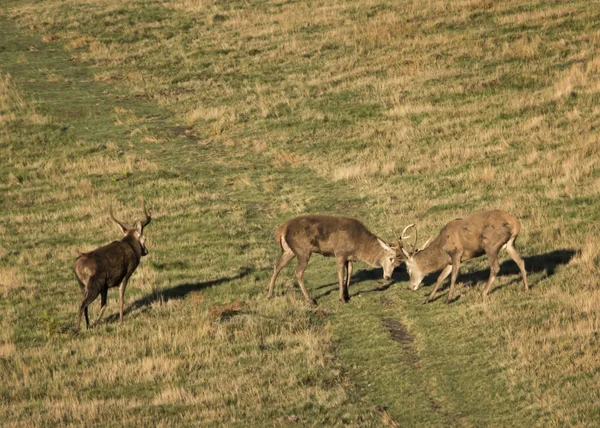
top-left (274, 223), bottom-right (288, 249)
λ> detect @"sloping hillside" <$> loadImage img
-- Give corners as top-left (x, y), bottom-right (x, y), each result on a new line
top-left (1, 0), bottom-right (599, 425)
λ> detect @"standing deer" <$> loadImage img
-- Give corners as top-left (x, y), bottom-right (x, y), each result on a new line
top-left (268, 215), bottom-right (403, 304)
top-left (73, 200), bottom-right (151, 333)
top-left (398, 210), bottom-right (528, 304)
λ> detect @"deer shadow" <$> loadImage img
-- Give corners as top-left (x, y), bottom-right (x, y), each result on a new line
top-left (102, 267), bottom-right (254, 324)
top-left (350, 268), bottom-right (409, 297)
top-left (312, 268), bottom-right (409, 301)
top-left (422, 248), bottom-right (578, 302)
top-left (281, 249), bottom-right (577, 303)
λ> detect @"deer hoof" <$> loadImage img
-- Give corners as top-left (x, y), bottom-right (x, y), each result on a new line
top-left (422, 299), bottom-right (430, 305)
top-left (339, 298), bottom-right (348, 304)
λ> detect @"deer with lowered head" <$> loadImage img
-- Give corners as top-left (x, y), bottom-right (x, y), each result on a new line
top-left (268, 215), bottom-right (403, 304)
top-left (73, 200), bottom-right (151, 333)
top-left (398, 210), bottom-right (528, 304)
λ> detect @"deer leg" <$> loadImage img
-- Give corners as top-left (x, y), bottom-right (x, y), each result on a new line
top-left (345, 261), bottom-right (353, 301)
top-left (75, 290), bottom-right (99, 333)
top-left (336, 257), bottom-right (347, 303)
top-left (482, 252), bottom-right (500, 298)
top-left (84, 306), bottom-right (90, 330)
top-left (119, 279), bottom-right (129, 324)
top-left (79, 279), bottom-right (90, 328)
top-left (505, 237), bottom-right (529, 291)
top-left (295, 254), bottom-right (315, 305)
top-left (425, 264), bottom-right (452, 304)
top-left (94, 287), bottom-right (108, 327)
top-left (83, 286), bottom-right (91, 329)
top-left (445, 252), bottom-right (463, 304)
top-left (75, 277), bottom-right (90, 331)
top-left (267, 249), bottom-right (295, 298)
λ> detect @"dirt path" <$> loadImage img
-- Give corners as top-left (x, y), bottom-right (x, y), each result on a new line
top-left (382, 315), bottom-right (462, 425)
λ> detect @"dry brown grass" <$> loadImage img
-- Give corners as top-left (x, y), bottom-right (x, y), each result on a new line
top-left (0, 266), bottom-right (27, 299)
top-left (0, 72), bottom-right (46, 126)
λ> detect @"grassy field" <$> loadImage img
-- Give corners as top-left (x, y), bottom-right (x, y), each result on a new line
top-left (1, 0), bottom-right (599, 425)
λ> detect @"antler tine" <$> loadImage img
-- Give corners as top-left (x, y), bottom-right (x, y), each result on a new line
top-left (400, 223), bottom-right (416, 255)
top-left (412, 225), bottom-right (418, 256)
top-left (109, 205), bottom-right (131, 231)
top-left (140, 199), bottom-right (151, 229)
top-left (400, 224), bottom-right (415, 240)
top-left (418, 235), bottom-right (434, 252)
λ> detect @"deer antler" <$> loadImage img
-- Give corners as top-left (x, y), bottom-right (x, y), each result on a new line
top-left (417, 235), bottom-right (433, 252)
top-left (400, 224), bottom-right (415, 240)
top-left (413, 225), bottom-right (418, 256)
top-left (401, 224), bottom-right (417, 255)
top-left (109, 205), bottom-right (131, 231)
top-left (140, 199), bottom-right (151, 229)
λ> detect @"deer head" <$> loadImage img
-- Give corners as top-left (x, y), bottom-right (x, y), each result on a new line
top-left (109, 200), bottom-right (152, 256)
top-left (396, 224), bottom-right (434, 290)
top-left (376, 238), bottom-right (402, 280)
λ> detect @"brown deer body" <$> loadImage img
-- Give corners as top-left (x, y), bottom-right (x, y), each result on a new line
top-left (73, 201), bottom-right (151, 332)
top-left (400, 210), bottom-right (528, 303)
top-left (268, 215), bottom-right (402, 304)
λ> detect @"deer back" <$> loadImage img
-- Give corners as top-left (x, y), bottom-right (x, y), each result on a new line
top-left (281, 215), bottom-right (384, 259)
top-left (73, 239), bottom-right (141, 288)
top-left (438, 210), bottom-right (520, 258)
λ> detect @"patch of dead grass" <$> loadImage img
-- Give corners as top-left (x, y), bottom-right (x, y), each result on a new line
top-left (0, 266), bottom-right (27, 298)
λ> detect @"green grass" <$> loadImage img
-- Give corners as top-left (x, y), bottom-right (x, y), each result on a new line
top-left (1, 0), bottom-right (600, 425)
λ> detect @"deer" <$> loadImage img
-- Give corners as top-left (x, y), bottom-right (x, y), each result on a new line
top-left (73, 200), bottom-right (151, 333)
top-left (397, 210), bottom-right (528, 304)
top-left (267, 215), bottom-right (403, 305)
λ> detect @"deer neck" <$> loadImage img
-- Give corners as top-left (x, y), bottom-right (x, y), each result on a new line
top-left (122, 235), bottom-right (143, 261)
top-left (413, 244), bottom-right (448, 274)
top-left (357, 237), bottom-right (387, 267)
